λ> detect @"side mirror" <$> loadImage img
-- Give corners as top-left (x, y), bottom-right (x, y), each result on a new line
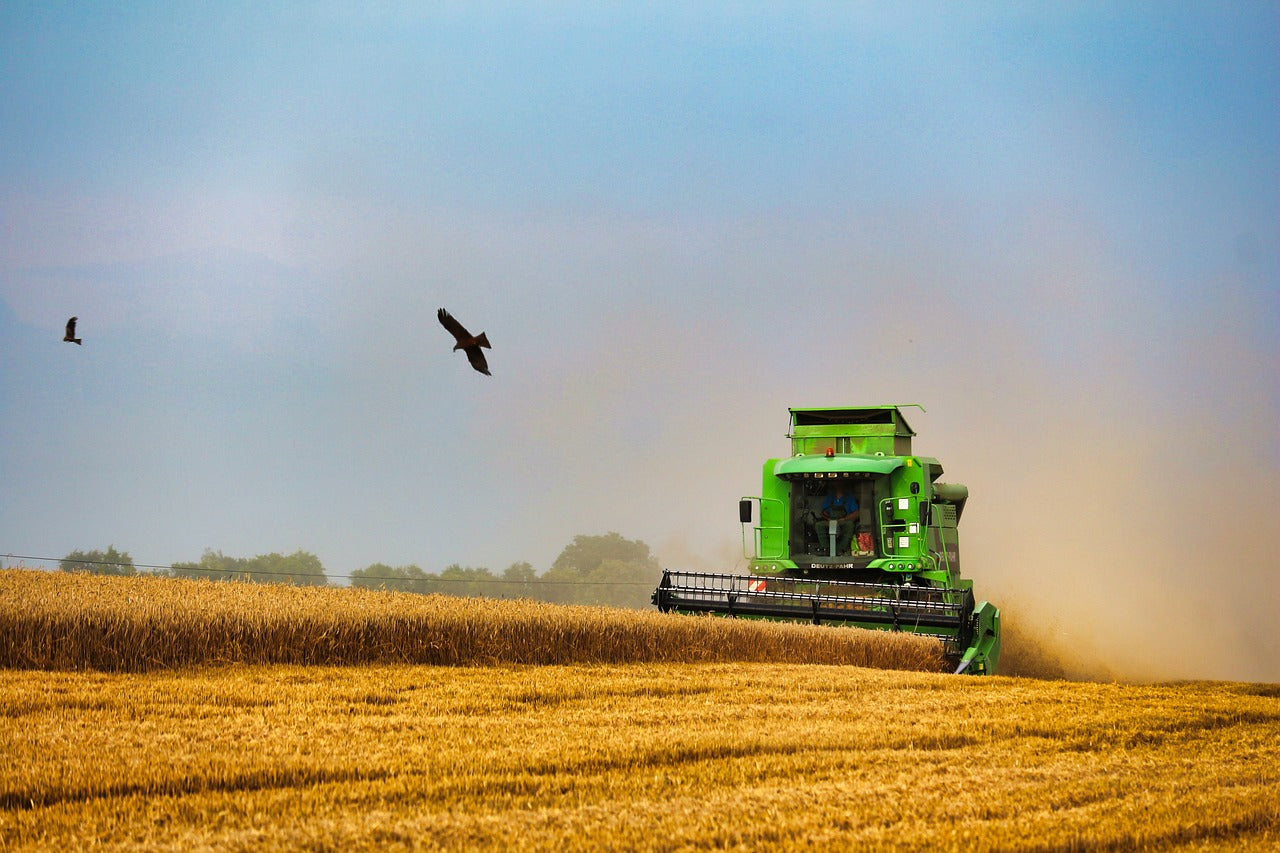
top-left (739, 499), bottom-right (753, 523)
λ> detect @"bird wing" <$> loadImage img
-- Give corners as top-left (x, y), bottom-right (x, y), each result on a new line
top-left (464, 345), bottom-right (491, 375)
top-left (65, 316), bottom-right (77, 337)
top-left (437, 308), bottom-right (471, 344)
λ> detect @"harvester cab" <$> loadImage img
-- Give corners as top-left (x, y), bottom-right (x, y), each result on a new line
top-left (750, 406), bottom-right (959, 581)
top-left (655, 406), bottom-right (1001, 675)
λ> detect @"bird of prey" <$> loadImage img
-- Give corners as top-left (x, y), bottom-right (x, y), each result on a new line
top-left (437, 308), bottom-right (491, 375)
top-left (63, 316), bottom-right (82, 345)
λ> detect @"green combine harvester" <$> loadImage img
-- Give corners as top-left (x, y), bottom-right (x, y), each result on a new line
top-left (653, 406), bottom-right (1001, 674)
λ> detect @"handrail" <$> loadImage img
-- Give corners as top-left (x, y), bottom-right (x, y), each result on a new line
top-left (740, 496), bottom-right (786, 560)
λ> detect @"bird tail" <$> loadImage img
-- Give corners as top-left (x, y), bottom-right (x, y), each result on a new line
top-left (476, 332), bottom-right (491, 349)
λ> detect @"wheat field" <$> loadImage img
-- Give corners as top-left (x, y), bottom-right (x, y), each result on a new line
top-left (2, 569), bottom-right (1278, 850)
top-left (0, 569), bottom-right (944, 672)
top-left (3, 663), bottom-right (1278, 850)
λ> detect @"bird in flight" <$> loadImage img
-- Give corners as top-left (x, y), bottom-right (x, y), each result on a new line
top-left (437, 308), bottom-right (491, 375)
top-left (63, 316), bottom-right (82, 345)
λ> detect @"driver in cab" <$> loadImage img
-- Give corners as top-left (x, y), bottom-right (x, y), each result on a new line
top-left (817, 483), bottom-right (860, 555)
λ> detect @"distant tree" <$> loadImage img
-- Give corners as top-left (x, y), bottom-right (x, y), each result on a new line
top-left (581, 557), bottom-right (662, 609)
top-left (171, 549), bottom-right (327, 585)
top-left (549, 532), bottom-right (654, 576)
top-left (351, 563), bottom-right (431, 594)
top-left (542, 532), bottom-right (661, 608)
top-left (249, 551), bottom-right (328, 586)
top-left (172, 550), bottom-right (248, 582)
top-left (438, 564), bottom-right (498, 598)
top-left (502, 561), bottom-right (537, 599)
top-left (60, 546), bottom-right (136, 576)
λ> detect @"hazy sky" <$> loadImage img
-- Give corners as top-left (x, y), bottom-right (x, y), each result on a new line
top-left (2, 4), bottom-right (1276, 681)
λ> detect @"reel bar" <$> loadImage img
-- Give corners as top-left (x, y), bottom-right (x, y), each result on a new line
top-left (653, 570), bottom-right (971, 634)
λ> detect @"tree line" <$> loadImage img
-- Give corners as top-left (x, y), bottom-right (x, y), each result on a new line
top-left (55, 532), bottom-right (663, 610)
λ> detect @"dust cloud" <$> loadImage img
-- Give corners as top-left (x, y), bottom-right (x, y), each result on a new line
top-left (468, 215), bottom-right (1278, 686)
top-left (942, 396), bottom-right (1278, 684)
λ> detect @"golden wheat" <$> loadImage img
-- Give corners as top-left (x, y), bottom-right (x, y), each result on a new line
top-left (5, 569), bottom-right (1276, 849)
top-left (0, 569), bottom-right (945, 672)
top-left (1, 663), bottom-right (1277, 850)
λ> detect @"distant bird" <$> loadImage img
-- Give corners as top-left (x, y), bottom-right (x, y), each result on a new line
top-left (63, 316), bottom-right (82, 345)
top-left (437, 308), bottom-right (491, 376)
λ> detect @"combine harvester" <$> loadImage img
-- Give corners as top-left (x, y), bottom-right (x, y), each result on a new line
top-left (654, 406), bottom-right (1001, 674)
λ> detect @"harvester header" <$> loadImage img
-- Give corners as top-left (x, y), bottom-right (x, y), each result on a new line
top-left (654, 405), bottom-right (1001, 674)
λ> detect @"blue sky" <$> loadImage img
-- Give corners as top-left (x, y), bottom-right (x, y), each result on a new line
top-left (2, 3), bottom-right (1276, 680)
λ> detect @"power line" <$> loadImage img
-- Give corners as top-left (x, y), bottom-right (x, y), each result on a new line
top-left (0, 553), bottom-right (659, 587)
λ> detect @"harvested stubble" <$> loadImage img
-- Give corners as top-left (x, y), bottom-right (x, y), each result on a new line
top-left (0, 569), bottom-right (946, 673)
top-left (3, 663), bottom-right (1279, 850)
